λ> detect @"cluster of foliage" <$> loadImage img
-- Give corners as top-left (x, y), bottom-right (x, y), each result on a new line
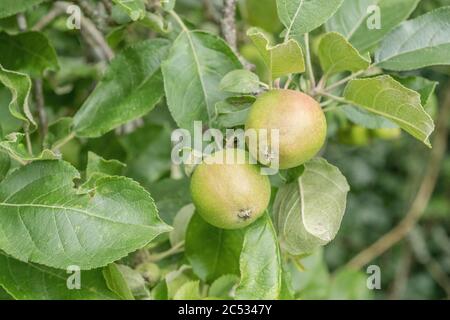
top-left (0, 0), bottom-right (448, 300)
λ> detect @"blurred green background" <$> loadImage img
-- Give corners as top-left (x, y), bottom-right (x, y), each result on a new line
top-left (0, 0), bottom-right (448, 299)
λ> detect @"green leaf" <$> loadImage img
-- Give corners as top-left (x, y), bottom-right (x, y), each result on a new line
top-left (0, 133), bottom-right (58, 163)
top-left (344, 75), bottom-right (435, 147)
top-left (288, 248), bottom-right (330, 299)
top-left (279, 262), bottom-right (295, 300)
top-left (185, 214), bottom-right (244, 283)
top-left (214, 106), bottom-right (250, 129)
top-left (169, 204), bottom-right (195, 246)
top-left (0, 31), bottom-right (58, 76)
top-left (220, 70), bottom-right (261, 94)
top-left (173, 280), bottom-right (201, 300)
top-left (0, 160), bottom-right (171, 270)
top-left (235, 213), bottom-right (282, 300)
top-left (165, 265), bottom-right (195, 299)
top-left (112, 0), bottom-right (145, 21)
top-left (0, 252), bottom-right (119, 300)
top-left (375, 7), bottom-right (450, 71)
top-left (86, 152), bottom-right (125, 180)
top-left (213, 96), bottom-right (255, 129)
top-left (116, 265), bottom-right (149, 299)
top-left (318, 32), bottom-right (370, 75)
top-left (103, 263), bottom-right (135, 300)
top-left (341, 105), bottom-right (397, 129)
top-left (0, 88), bottom-right (22, 135)
top-left (0, 65), bottom-right (35, 128)
top-left (73, 39), bottom-right (170, 138)
top-left (140, 12), bottom-right (172, 34)
top-left (326, 0), bottom-right (420, 53)
top-left (151, 280), bottom-right (168, 300)
top-left (0, 0), bottom-right (47, 19)
top-left (273, 158), bottom-right (349, 255)
top-left (247, 27), bottom-right (305, 80)
top-left (208, 274), bottom-right (239, 299)
top-left (0, 287), bottom-right (12, 300)
top-left (277, 0), bottom-right (344, 38)
top-left (0, 152), bottom-right (10, 181)
top-left (162, 30), bottom-right (241, 132)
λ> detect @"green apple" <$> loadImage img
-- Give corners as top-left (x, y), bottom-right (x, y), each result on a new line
top-left (190, 148), bottom-right (271, 230)
top-left (245, 89), bottom-right (327, 169)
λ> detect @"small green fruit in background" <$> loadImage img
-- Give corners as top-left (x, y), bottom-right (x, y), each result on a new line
top-left (338, 125), bottom-right (370, 146)
top-left (372, 127), bottom-right (402, 140)
top-left (245, 89), bottom-right (327, 169)
top-left (136, 262), bottom-right (161, 286)
top-left (190, 148), bottom-right (271, 230)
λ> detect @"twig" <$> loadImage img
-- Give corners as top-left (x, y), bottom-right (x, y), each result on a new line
top-left (304, 33), bottom-right (316, 90)
top-left (169, 10), bottom-right (189, 32)
top-left (320, 99), bottom-right (336, 108)
top-left (408, 231), bottom-right (450, 298)
top-left (423, 259), bottom-right (450, 298)
top-left (273, 78), bottom-right (281, 89)
top-left (75, 0), bottom-right (107, 32)
top-left (221, 0), bottom-right (237, 51)
top-left (33, 79), bottom-right (48, 139)
top-left (220, 0), bottom-right (254, 70)
top-left (284, 75), bottom-right (293, 89)
top-left (388, 243), bottom-right (412, 299)
top-left (148, 241), bottom-right (185, 262)
top-left (32, 5), bottom-right (65, 31)
top-left (323, 70), bottom-right (366, 93)
top-left (16, 14), bottom-right (34, 156)
top-left (55, 2), bottom-right (114, 61)
top-left (315, 90), bottom-right (349, 105)
top-left (323, 105), bottom-right (341, 113)
top-left (52, 132), bottom-right (76, 152)
top-left (17, 13), bottom-right (49, 145)
top-left (101, 0), bottom-right (113, 14)
top-left (24, 127), bottom-right (33, 155)
top-left (346, 85), bottom-right (450, 270)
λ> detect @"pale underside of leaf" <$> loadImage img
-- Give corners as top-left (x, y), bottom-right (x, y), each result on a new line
top-left (344, 75), bottom-right (435, 147)
top-left (375, 6), bottom-right (450, 70)
top-left (299, 159), bottom-right (349, 242)
top-left (273, 158), bottom-right (349, 255)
